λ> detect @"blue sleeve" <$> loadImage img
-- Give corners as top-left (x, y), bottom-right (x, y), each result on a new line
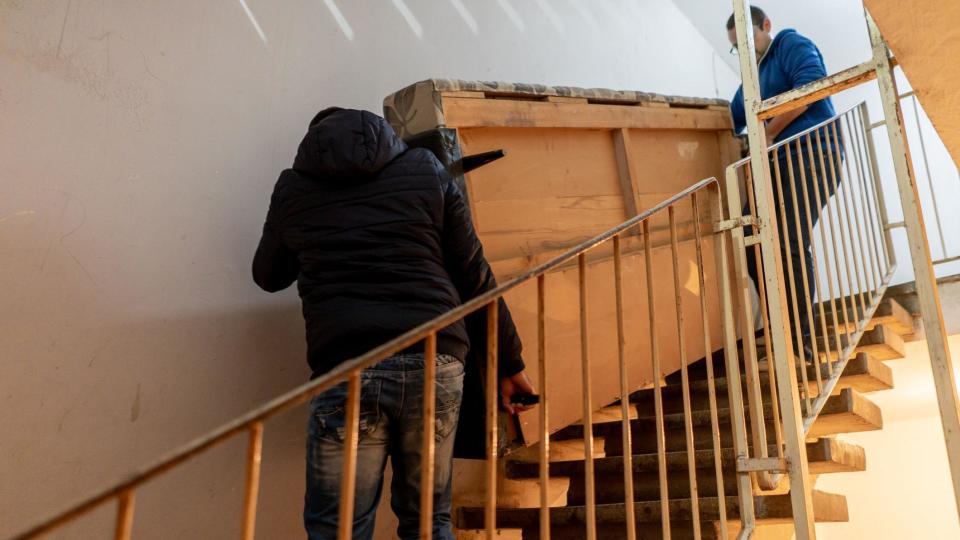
top-left (780, 33), bottom-right (827, 87)
top-left (730, 85), bottom-right (746, 134)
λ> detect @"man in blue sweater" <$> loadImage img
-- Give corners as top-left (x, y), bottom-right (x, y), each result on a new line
top-left (727, 6), bottom-right (840, 356)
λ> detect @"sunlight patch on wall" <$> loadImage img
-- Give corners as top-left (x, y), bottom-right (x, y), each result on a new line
top-left (322, 0), bottom-right (354, 41)
top-left (390, 0), bottom-right (424, 39)
top-left (533, 0), bottom-right (565, 33)
top-left (568, 0), bottom-right (600, 31)
top-left (236, 0), bottom-right (268, 44)
top-left (448, 0), bottom-right (479, 35)
top-left (495, 0), bottom-right (526, 31)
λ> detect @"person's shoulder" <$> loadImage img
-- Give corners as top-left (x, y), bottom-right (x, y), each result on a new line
top-left (398, 147), bottom-right (443, 167)
top-left (271, 168), bottom-right (313, 201)
top-left (388, 147), bottom-right (449, 180)
top-left (776, 28), bottom-right (816, 50)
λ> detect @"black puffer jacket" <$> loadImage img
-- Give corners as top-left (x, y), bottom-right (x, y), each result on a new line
top-left (252, 109), bottom-right (524, 378)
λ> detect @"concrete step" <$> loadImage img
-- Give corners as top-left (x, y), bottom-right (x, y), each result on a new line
top-left (455, 529), bottom-right (522, 540)
top-left (507, 438), bottom-right (864, 480)
top-left (805, 353), bottom-right (893, 396)
top-left (554, 389), bottom-right (882, 453)
top-left (630, 353), bottom-right (892, 416)
top-left (505, 438), bottom-right (864, 505)
top-left (509, 437), bottom-right (606, 464)
top-left (809, 387), bottom-right (884, 439)
top-left (458, 490), bottom-right (848, 539)
top-left (817, 324), bottom-right (905, 361)
top-left (818, 297), bottom-right (914, 336)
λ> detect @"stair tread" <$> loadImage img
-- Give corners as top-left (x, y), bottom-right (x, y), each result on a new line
top-left (818, 324), bottom-right (905, 361)
top-left (557, 388), bottom-right (882, 441)
top-left (457, 490), bottom-right (848, 528)
top-left (506, 438), bottom-right (865, 479)
top-left (818, 297), bottom-right (914, 335)
top-left (806, 353), bottom-right (893, 395)
top-left (631, 352), bottom-right (892, 405)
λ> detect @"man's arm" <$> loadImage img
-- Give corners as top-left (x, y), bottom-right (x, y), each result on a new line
top-left (252, 176), bottom-right (299, 293)
top-left (764, 105), bottom-right (809, 145)
top-left (763, 32), bottom-right (828, 144)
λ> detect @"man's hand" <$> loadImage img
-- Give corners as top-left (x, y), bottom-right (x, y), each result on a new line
top-left (500, 370), bottom-right (537, 415)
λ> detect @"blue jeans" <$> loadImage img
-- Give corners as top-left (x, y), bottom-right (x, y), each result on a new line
top-left (304, 354), bottom-right (464, 540)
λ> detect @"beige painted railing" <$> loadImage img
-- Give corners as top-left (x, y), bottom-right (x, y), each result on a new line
top-left (721, 103), bottom-right (897, 499)
top-left (732, 3), bottom-right (960, 536)
top-left (887, 92), bottom-right (960, 268)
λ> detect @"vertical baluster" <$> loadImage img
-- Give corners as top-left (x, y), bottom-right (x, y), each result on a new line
top-left (833, 120), bottom-right (873, 322)
top-left (746, 168), bottom-right (784, 457)
top-left (114, 490), bottom-right (135, 540)
top-left (783, 142), bottom-right (823, 397)
top-left (793, 138), bottom-right (832, 383)
top-left (421, 333), bottom-right (438, 540)
top-left (825, 122), bottom-right (867, 323)
top-left (805, 134), bottom-right (846, 366)
top-left (715, 180), bottom-right (759, 535)
top-left (643, 220), bottom-right (671, 539)
top-left (485, 302), bottom-right (499, 540)
top-left (857, 104), bottom-right (895, 269)
top-left (772, 147), bottom-right (812, 412)
top-left (537, 275), bottom-right (551, 540)
top-left (861, 107), bottom-right (889, 284)
top-left (613, 235), bottom-right (637, 540)
top-left (843, 113), bottom-right (880, 298)
top-left (909, 96), bottom-right (948, 258)
top-left (578, 253), bottom-right (597, 540)
top-left (668, 205), bottom-right (701, 540)
top-left (691, 192), bottom-right (728, 538)
top-left (241, 422), bottom-right (264, 540)
top-left (725, 165), bottom-right (774, 480)
top-left (337, 371), bottom-right (362, 540)
top-left (814, 130), bottom-right (856, 355)
top-left (849, 109), bottom-right (885, 294)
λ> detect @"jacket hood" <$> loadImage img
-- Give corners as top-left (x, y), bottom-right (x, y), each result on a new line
top-left (293, 109), bottom-right (407, 180)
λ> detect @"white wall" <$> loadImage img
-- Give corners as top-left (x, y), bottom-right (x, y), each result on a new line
top-left (815, 335), bottom-right (960, 539)
top-left (673, 0), bottom-right (960, 285)
top-left (0, 1), bottom-right (738, 538)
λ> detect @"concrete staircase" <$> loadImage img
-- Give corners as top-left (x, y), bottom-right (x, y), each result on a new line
top-left (455, 298), bottom-right (916, 538)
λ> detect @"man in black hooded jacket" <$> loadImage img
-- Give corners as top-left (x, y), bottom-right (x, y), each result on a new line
top-left (252, 107), bottom-right (534, 539)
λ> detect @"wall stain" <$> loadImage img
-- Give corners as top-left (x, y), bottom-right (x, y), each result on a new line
top-left (57, 408), bottom-right (72, 432)
top-left (55, 0), bottom-right (73, 59)
top-left (130, 382), bottom-right (141, 422)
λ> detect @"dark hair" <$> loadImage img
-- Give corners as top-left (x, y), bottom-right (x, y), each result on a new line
top-left (308, 107), bottom-right (345, 128)
top-left (726, 6), bottom-right (767, 30)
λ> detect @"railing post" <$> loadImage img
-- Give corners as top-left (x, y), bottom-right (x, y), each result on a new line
top-left (240, 422), bottom-right (264, 540)
top-left (866, 9), bottom-right (960, 519)
top-left (858, 103), bottom-right (896, 267)
top-left (421, 333), bottom-right (438, 540)
top-left (731, 1), bottom-right (817, 538)
top-left (485, 302), bottom-right (499, 540)
top-left (113, 490), bottom-right (135, 540)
